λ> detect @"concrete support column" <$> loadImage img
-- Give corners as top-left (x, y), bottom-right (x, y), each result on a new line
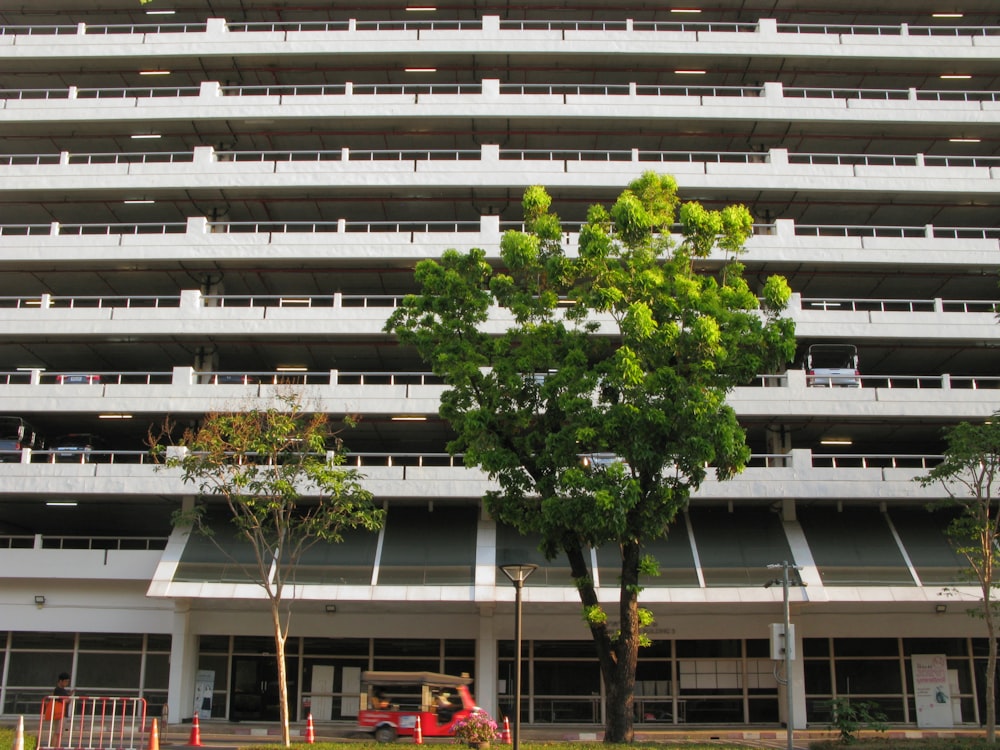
top-left (477, 607), bottom-right (499, 718)
top-left (167, 599), bottom-right (199, 724)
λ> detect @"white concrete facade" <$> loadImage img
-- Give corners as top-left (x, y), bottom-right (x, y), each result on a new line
top-left (0, 0), bottom-right (998, 732)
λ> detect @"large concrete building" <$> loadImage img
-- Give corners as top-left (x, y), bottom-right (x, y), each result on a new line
top-left (0, 0), bottom-right (998, 732)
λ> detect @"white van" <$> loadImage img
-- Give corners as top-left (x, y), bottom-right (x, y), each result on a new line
top-left (805, 344), bottom-right (861, 388)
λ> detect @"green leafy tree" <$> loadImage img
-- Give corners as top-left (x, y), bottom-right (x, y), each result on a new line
top-left (919, 417), bottom-right (1000, 744)
top-left (386, 172), bottom-right (796, 742)
top-left (157, 394), bottom-right (384, 746)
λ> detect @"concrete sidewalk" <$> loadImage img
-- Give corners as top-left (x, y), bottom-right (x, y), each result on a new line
top-left (157, 720), bottom-right (989, 747)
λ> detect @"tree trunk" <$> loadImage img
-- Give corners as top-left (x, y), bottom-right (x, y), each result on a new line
top-left (566, 542), bottom-right (639, 744)
top-left (606, 540), bottom-right (640, 743)
top-left (272, 604), bottom-right (291, 747)
top-left (986, 605), bottom-right (996, 744)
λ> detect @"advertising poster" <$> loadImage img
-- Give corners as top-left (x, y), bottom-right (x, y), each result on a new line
top-left (912, 654), bottom-right (953, 728)
top-left (194, 669), bottom-right (215, 720)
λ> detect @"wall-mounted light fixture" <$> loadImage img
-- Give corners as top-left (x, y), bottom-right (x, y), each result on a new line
top-left (325, 604), bottom-right (338, 614)
top-left (34, 595), bottom-right (46, 608)
top-left (935, 604), bottom-right (947, 614)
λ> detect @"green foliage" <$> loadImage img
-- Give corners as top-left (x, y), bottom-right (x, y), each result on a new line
top-left (824, 698), bottom-right (890, 744)
top-left (159, 392), bottom-right (385, 600)
top-left (0, 726), bottom-right (37, 750)
top-left (385, 171), bottom-right (796, 741)
top-left (917, 416), bottom-right (1000, 741)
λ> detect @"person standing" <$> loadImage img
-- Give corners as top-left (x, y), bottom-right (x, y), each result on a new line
top-left (53, 672), bottom-right (73, 697)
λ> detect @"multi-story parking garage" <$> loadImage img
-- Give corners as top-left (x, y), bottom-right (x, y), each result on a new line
top-left (0, 0), bottom-right (998, 732)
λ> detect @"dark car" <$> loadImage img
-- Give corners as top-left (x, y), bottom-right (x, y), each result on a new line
top-left (52, 433), bottom-right (104, 463)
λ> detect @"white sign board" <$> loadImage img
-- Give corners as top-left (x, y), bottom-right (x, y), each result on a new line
top-left (912, 654), bottom-right (953, 728)
top-left (194, 669), bottom-right (215, 720)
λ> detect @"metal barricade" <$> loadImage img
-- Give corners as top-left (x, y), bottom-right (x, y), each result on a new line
top-left (39, 696), bottom-right (147, 750)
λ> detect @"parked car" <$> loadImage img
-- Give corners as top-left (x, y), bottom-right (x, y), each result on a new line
top-left (0, 416), bottom-right (43, 462)
top-left (51, 433), bottom-right (104, 463)
top-left (805, 344), bottom-right (861, 388)
top-left (356, 671), bottom-right (480, 743)
top-left (55, 373), bottom-right (101, 385)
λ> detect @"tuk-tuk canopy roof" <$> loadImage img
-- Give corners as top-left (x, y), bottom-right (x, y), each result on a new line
top-left (361, 671), bottom-right (472, 688)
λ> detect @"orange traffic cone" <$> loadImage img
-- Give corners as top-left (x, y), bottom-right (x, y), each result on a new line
top-left (148, 718), bottom-right (160, 750)
top-left (414, 715), bottom-right (423, 745)
top-left (501, 716), bottom-right (511, 744)
top-left (188, 714), bottom-right (203, 747)
top-left (13, 715), bottom-right (24, 750)
top-left (304, 713), bottom-right (316, 744)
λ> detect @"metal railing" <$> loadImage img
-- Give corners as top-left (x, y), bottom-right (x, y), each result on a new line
top-left (38, 695), bottom-right (147, 750)
top-left (0, 219), bottom-right (997, 241)
top-left (801, 297), bottom-right (998, 313)
top-left (812, 454), bottom-right (944, 469)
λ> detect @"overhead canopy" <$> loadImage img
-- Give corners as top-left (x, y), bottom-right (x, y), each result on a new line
top-left (361, 671), bottom-right (472, 688)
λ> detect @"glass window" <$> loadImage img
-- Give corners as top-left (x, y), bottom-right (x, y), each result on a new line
top-left (79, 634), bottom-right (143, 651)
top-left (803, 638), bottom-right (830, 657)
top-left (144, 653), bottom-right (170, 690)
top-left (799, 507), bottom-right (913, 585)
top-left (199, 635), bottom-right (230, 652)
top-left (533, 661), bottom-right (599, 695)
top-left (804, 661), bottom-right (833, 694)
top-left (10, 633), bottom-right (75, 650)
top-left (834, 638), bottom-right (899, 658)
top-left (76, 653), bottom-right (142, 690)
top-left (374, 639), bottom-right (439, 657)
top-left (495, 525), bottom-right (574, 586)
top-left (302, 637), bottom-right (369, 656)
top-left (147, 635), bottom-right (171, 652)
top-left (889, 508), bottom-right (966, 585)
top-left (597, 526), bottom-right (697, 588)
top-left (902, 638), bottom-right (968, 657)
top-left (676, 640), bottom-right (742, 658)
top-left (533, 641), bottom-right (597, 658)
top-left (834, 660), bottom-right (902, 694)
top-left (7, 652), bottom-right (74, 687)
top-left (690, 507), bottom-right (795, 587)
top-left (378, 506), bottom-right (478, 585)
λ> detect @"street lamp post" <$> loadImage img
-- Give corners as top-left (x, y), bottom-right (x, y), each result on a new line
top-left (766, 561), bottom-right (803, 750)
top-left (500, 563), bottom-right (537, 750)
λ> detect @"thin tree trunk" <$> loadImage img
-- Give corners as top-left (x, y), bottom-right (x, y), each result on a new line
top-left (986, 608), bottom-right (996, 744)
top-left (272, 605), bottom-right (291, 747)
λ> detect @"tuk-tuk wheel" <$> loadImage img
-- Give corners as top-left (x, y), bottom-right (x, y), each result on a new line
top-left (374, 725), bottom-right (397, 743)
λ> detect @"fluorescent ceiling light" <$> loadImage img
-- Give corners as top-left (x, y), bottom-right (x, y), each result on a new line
top-left (820, 438), bottom-right (853, 445)
top-left (939, 74), bottom-right (972, 79)
top-left (146, 10), bottom-right (176, 15)
top-left (404, 67), bottom-right (437, 73)
top-left (949, 137), bottom-right (981, 143)
top-left (123, 199), bottom-right (155, 204)
top-left (130, 134), bottom-right (161, 140)
top-left (16, 366), bottom-right (44, 371)
top-left (391, 415), bottom-right (428, 421)
top-left (932, 12), bottom-right (963, 17)
top-left (670, 8), bottom-right (702, 12)
top-left (99, 413), bottom-right (133, 419)
top-left (276, 365), bottom-right (308, 372)
top-left (46, 501), bottom-right (78, 507)
top-left (139, 70), bottom-right (172, 76)
top-left (406, 6), bottom-right (438, 10)
top-left (674, 69), bottom-right (707, 75)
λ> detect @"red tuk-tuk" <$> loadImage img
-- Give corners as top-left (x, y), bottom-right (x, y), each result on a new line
top-left (356, 670), bottom-right (479, 743)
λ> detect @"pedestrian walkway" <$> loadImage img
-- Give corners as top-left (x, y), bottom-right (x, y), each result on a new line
top-left (153, 720), bottom-right (990, 747)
